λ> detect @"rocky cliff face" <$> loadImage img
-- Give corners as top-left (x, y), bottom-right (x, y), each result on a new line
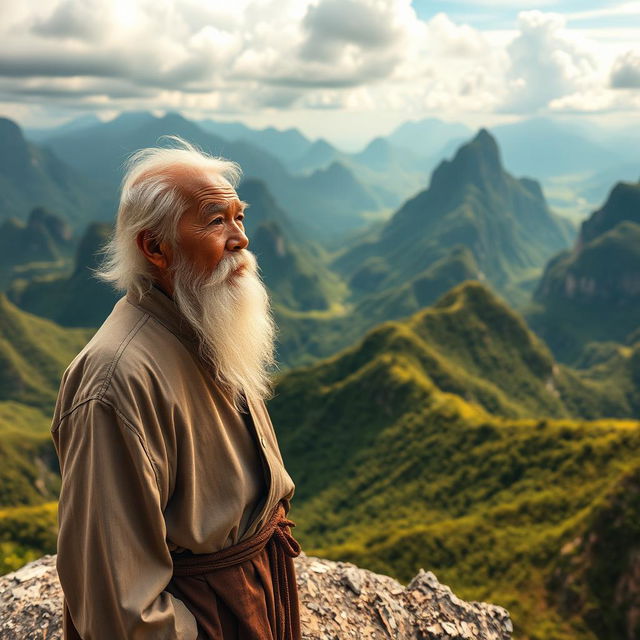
top-left (0, 553), bottom-right (513, 639)
top-left (527, 180), bottom-right (640, 363)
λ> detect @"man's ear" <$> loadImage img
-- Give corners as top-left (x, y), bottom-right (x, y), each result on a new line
top-left (136, 230), bottom-right (172, 270)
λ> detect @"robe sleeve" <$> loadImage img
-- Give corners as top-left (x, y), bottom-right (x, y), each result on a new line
top-left (52, 398), bottom-right (198, 640)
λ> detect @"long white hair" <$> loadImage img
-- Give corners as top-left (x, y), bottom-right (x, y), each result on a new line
top-left (95, 136), bottom-right (241, 300)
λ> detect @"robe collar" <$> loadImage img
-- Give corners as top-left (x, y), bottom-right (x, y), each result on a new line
top-left (126, 284), bottom-right (199, 346)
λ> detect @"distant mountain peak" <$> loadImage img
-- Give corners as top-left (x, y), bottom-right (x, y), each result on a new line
top-left (579, 180), bottom-right (640, 247)
top-left (0, 117), bottom-right (31, 175)
top-left (323, 161), bottom-right (352, 178)
top-left (74, 222), bottom-right (112, 274)
top-left (108, 111), bottom-right (155, 128)
top-left (467, 128), bottom-right (502, 169)
top-left (429, 128), bottom-right (505, 196)
top-left (309, 138), bottom-right (335, 152)
top-left (160, 111), bottom-right (190, 126)
top-left (0, 117), bottom-right (25, 140)
top-left (364, 136), bottom-right (390, 153)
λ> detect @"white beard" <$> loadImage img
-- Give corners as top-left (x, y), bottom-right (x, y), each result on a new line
top-left (170, 249), bottom-right (276, 411)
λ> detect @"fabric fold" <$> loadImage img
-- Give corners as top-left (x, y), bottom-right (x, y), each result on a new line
top-left (168, 499), bottom-right (302, 640)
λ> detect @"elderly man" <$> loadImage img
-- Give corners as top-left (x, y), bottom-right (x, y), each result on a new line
top-left (51, 137), bottom-right (302, 639)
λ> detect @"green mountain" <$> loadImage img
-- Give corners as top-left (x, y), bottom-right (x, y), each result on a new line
top-left (25, 114), bottom-right (102, 143)
top-left (8, 223), bottom-right (120, 328)
top-left (7, 180), bottom-right (347, 326)
top-left (294, 161), bottom-right (383, 231)
top-left (274, 246), bottom-right (484, 368)
top-left (0, 207), bottom-right (74, 289)
top-left (290, 138), bottom-right (340, 174)
top-left (198, 119), bottom-right (312, 165)
top-left (0, 294), bottom-right (90, 409)
top-left (0, 118), bottom-right (112, 226)
top-left (0, 293), bottom-right (88, 516)
top-left (341, 136), bottom-right (437, 210)
top-left (334, 129), bottom-right (576, 309)
top-left (579, 180), bottom-right (640, 244)
top-left (43, 111), bottom-right (286, 189)
top-left (275, 281), bottom-right (637, 425)
top-left (269, 280), bottom-right (640, 640)
top-left (527, 180), bottom-right (640, 364)
top-left (238, 179), bottom-right (346, 311)
top-left (547, 461), bottom-right (640, 638)
top-left (42, 111), bottom-right (385, 243)
top-left (0, 296), bottom-right (89, 572)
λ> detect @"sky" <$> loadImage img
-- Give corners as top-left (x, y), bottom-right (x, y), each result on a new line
top-left (0, 0), bottom-right (639, 149)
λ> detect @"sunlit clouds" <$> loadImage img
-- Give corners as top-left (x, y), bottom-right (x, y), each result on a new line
top-left (0, 0), bottom-right (638, 141)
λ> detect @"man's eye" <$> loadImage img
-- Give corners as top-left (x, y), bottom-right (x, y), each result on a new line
top-left (236, 215), bottom-right (245, 223)
top-left (208, 217), bottom-right (223, 226)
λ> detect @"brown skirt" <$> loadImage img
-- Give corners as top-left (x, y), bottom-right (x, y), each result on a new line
top-left (166, 500), bottom-right (302, 640)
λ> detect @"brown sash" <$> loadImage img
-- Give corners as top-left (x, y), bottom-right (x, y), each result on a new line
top-left (169, 499), bottom-right (302, 639)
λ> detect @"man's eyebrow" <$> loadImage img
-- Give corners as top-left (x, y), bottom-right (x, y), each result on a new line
top-left (201, 202), bottom-right (228, 216)
top-left (201, 201), bottom-right (249, 217)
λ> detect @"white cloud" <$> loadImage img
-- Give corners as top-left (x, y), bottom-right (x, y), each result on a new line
top-left (501, 11), bottom-right (599, 113)
top-left (437, 0), bottom-right (557, 5)
top-left (0, 0), bottom-right (637, 133)
top-left (425, 12), bottom-right (490, 58)
top-left (32, 0), bottom-right (114, 41)
top-left (566, 1), bottom-right (640, 22)
top-left (610, 49), bottom-right (640, 88)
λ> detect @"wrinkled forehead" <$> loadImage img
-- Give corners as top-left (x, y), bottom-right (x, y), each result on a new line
top-left (167, 166), bottom-right (237, 204)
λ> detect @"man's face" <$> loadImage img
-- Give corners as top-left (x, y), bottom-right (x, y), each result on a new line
top-left (167, 171), bottom-right (274, 408)
top-left (175, 172), bottom-right (249, 278)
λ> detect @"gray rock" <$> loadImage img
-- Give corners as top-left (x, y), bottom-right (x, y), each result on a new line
top-left (0, 552), bottom-right (513, 639)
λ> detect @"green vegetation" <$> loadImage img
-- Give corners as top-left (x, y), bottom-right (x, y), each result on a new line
top-left (0, 117), bottom-right (113, 225)
top-left (0, 207), bottom-right (74, 290)
top-left (527, 180), bottom-right (640, 365)
top-left (547, 461), bottom-right (640, 639)
top-left (278, 280), bottom-right (639, 419)
top-left (269, 283), bottom-right (640, 638)
top-left (0, 426), bottom-right (59, 508)
top-left (0, 405), bottom-right (61, 572)
top-left (0, 502), bottom-right (58, 574)
top-left (8, 223), bottom-right (120, 328)
top-left (239, 179), bottom-right (348, 312)
top-left (0, 299), bottom-right (88, 572)
top-left (1, 115), bottom-right (638, 639)
top-left (0, 295), bottom-right (91, 409)
top-left (333, 129), bottom-right (576, 310)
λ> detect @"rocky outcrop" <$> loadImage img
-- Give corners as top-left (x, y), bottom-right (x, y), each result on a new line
top-left (0, 552), bottom-right (513, 639)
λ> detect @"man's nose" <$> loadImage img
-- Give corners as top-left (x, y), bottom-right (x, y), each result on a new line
top-left (226, 226), bottom-right (249, 251)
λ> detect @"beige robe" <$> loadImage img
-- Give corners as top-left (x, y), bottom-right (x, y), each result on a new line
top-left (51, 285), bottom-right (296, 639)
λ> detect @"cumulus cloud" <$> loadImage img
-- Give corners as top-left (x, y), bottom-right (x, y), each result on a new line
top-left (610, 50), bottom-right (640, 88)
top-left (424, 12), bottom-right (490, 58)
top-left (32, 0), bottom-right (113, 41)
top-left (501, 10), bottom-right (598, 113)
top-left (0, 0), bottom-right (636, 126)
top-left (250, 0), bottom-right (420, 89)
top-left (300, 0), bottom-right (404, 60)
